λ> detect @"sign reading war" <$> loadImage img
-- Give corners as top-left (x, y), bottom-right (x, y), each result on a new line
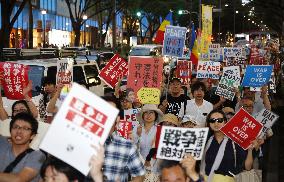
top-left (255, 109), bottom-right (279, 138)
top-left (157, 126), bottom-right (209, 161)
top-left (242, 65), bottom-right (273, 87)
top-left (163, 25), bottom-right (187, 57)
top-left (196, 61), bottom-right (221, 79)
top-left (220, 108), bottom-right (263, 150)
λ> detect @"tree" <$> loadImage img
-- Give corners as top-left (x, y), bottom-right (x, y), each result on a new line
top-left (64, 0), bottom-right (112, 46)
top-left (0, 0), bottom-right (29, 48)
top-left (28, 0), bottom-right (33, 48)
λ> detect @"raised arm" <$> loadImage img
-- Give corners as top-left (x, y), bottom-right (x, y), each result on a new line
top-left (23, 81), bottom-right (38, 119)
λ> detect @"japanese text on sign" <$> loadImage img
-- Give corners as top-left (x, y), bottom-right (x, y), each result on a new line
top-left (176, 60), bottom-right (192, 85)
top-left (157, 126), bottom-right (209, 161)
top-left (116, 120), bottom-right (132, 139)
top-left (56, 59), bottom-right (73, 85)
top-left (137, 87), bottom-right (161, 104)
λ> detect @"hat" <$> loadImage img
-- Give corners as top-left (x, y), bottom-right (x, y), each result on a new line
top-left (159, 114), bottom-right (180, 126)
top-left (137, 104), bottom-right (163, 123)
top-left (182, 115), bottom-right (197, 125)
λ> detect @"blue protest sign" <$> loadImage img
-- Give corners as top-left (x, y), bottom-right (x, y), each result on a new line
top-left (241, 65), bottom-right (273, 87)
top-left (162, 25), bottom-right (187, 57)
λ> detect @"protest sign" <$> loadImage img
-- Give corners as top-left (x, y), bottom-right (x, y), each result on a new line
top-left (127, 56), bottom-right (163, 97)
top-left (268, 76), bottom-right (276, 93)
top-left (157, 126), bottom-right (209, 161)
top-left (124, 108), bottom-right (140, 128)
top-left (215, 66), bottom-right (241, 101)
top-left (223, 47), bottom-right (243, 58)
top-left (255, 109), bottom-right (279, 138)
top-left (0, 62), bottom-right (30, 100)
top-left (99, 54), bottom-right (128, 88)
top-left (176, 60), bottom-right (192, 85)
top-left (209, 44), bottom-right (222, 61)
top-left (220, 108), bottom-right (263, 150)
top-left (241, 65), bottom-right (273, 87)
top-left (226, 57), bottom-right (246, 66)
top-left (196, 61), bottom-right (221, 79)
top-left (163, 25), bottom-right (187, 57)
top-left (40, 83), bottom-right (119, 175)
top-left (116, 120), bottom-right (132, 140)
top-left (137, 87), bottom-right (160, 104)
top-left (56, 58), bottom-right (73, 85)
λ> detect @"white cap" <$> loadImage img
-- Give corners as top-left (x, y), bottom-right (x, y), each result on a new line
top-left (182, 115), bottom-right (197, 125)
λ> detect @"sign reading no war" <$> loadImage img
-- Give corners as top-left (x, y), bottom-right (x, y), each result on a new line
top-left (242, 65), bottom-right (273, 87)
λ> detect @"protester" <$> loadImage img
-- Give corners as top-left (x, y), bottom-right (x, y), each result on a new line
top-left (222, 107), bottom-right (235, 121)
top-left (46, 84), bottom-right (64, 116)
top-left (0, 113), bottom-right (45, 181)
top-left (181, 115), bottom-right (197, 128)
top-left (89, 144), bottom-right (105, 182)
top-left (179, 81), bottom-right (213, 127)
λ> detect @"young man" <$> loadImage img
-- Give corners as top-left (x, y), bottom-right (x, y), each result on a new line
top-left (0, 113), bottom-right (45, 182)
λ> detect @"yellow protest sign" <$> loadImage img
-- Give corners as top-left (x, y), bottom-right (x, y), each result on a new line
top-left (137, 87), bottom-right (161, 104)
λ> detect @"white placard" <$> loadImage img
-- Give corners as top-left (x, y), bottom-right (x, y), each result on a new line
top-left (157, 126), bottom-right (209, 161)
top-left (255, 109), bottom-right (279, 138)
top-left (39, 83), bottom-right (119, 175)
top-left (196, 61), bottom-right (221, 79)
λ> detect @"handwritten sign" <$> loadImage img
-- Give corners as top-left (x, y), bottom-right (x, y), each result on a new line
top-left (99, 54), bottom-right (128, 88)
top-left (56, 58), bottom-right (73, 85)
top-left (220, 108), bottom-right (263, 150)
top-left (40, 83), bottom-right (119, 175)
top-left (241, 65), bottom-right (273, 87)
top-left (163, 25), bottom-right (187, 57)
top-left (116, 120), bottom-right (132, 139)
top-left (255, 109), bottom-right (279, 138)
top-left (176, 60), bottom-right (192, 85)
top-left (209, 44), bottom-right (222, 61)
top-left (137, 87), bottom-right (160, 104)
top-left (157, 126), bottom-right (209, 161)
top-left (127, 56), bottom-right (163, 97)
top-left (0, 62), bottom-right (29, 100)
top-left (196, 61), bottom-right (221, 79)
top-left (124, 108), bottom-right (140, 129)
top-left (223, 47), bottom-right (243, 58)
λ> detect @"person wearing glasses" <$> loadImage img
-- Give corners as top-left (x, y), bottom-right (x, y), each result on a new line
top-left (200, 109), bottom-right (254, 182)
top-left (0, 113), bottom-right (45, 181)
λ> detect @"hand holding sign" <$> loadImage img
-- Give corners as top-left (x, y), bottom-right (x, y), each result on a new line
top-left (137, 87), bottom-right (161, 104)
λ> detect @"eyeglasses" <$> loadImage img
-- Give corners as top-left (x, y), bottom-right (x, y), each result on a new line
top-left (13, 109), bottom-right (28, 114)
top-left (12, 125), bottom-right (32, 132)
top-left (208, 118), bottom-right (225, 123)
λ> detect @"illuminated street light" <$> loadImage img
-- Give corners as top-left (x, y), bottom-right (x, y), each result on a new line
top-left (137, 12), bottom-right (141, 17)
top-left (83, 15), bottom-right (88, 20)
top-left (225, 4), bottom-right (229, 7)
top-left (235, 10), bottom-right (239, 14)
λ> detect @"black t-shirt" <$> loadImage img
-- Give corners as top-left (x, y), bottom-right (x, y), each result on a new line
top-left (160, 94), bottom-right (190, 116)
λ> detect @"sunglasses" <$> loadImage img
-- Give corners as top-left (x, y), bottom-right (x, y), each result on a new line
top-left (208, 118), bottom-right (225, 123)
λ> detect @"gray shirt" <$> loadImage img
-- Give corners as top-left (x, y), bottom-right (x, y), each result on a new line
top-left (0, 136), bottom-right (46, 182)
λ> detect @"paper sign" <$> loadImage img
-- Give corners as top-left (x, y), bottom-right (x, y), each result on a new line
top-left (220, 108), bottom-right (263, 150)
top-left (241, 65), bottom-right (273, 87)
top-left (163, 25), bottom-right (187, 57)
top-left (99, 54), bottom-right (128, 88)
top-left (268, 76), bottom-right (276, 93)
top-left (157, 126), bottom-right (209, 161)
top-left (196, 61), bottom-right (221, 79)
top-left (176, 60), bottom-right (192, 85)
top-left (124, 108), bottom-right (140, 128)
top-left (255, 109), bottom-right (279, 138)
top-left (0, 62), bottom-right (30, 100)
top-left (56, 58), bottom-right (73, 85)
top-left (137, 87), bottom-right (161, 104)
top-left (226, 57), bottom-right (246, 66)
top-left (209, 44), bottom-right (222, 61)
top-left (116, 120), bottom-right (132, 139)
top-left (127, 56), bottom-right (163, 97)
top-left (223, 47), bottom-right (243, 58)
top-left (39, 83), bottom-right (119, 175)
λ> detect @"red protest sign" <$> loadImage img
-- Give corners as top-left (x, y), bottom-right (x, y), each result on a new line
top-left (176, 60), bottom-right (192, 85)
top-left (116, 120), bottom-right (132, 139)
top-left (56, 59), bottom-right (73, 85)
top-left (220, 108), bottom-right (263, 150)
top-left (99, 54), bottom-right (128, 88)
top-left (0, 62), bottom-right (30, 100)
top-left (127, 56), bottom-right (163, 96)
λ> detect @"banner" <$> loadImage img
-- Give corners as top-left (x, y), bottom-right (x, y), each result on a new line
top-left (196, 61), bottom-right (221, 79)
top-left (176, 60), bottom-right (192, 84)
top-left (39, 83), bottom-right (119, 175)
top-left (201, 5), bottom-right (212, 53)
top-left (0, 62), bottom-right (30, 100)
top-left (127, 56), bottom-right (163, 97)
top-left (116, 120), bottom-right (132, 140)
top-left (162, 25), bottom-right (187, 57)
top-left (157, 126), bottom-right (209, 160)
top-left (220, 108), bottom-right (263, 150)
top-left (56, 58), bottom-right (73, 85)
top-left (99, 54), bottom-right (128, 88)
top-left (255, 109), bottom-right (279, 138)
top-left (241, 65), bottom-right (273, 87)
top-left (137, 87), bottom-right (160, 104)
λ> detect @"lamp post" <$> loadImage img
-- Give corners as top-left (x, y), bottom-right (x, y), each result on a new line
top-left (41, 9), bottom-right (47, 47)
top-left (83, 15), bottom-right (88, 46)
top-left (137, 12), bottom-right (142, 44)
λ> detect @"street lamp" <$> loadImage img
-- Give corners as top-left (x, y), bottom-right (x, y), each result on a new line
top-left (41, 9), bottom-right (47, 47)
top-left (83, 15), bottom-right (88, 46)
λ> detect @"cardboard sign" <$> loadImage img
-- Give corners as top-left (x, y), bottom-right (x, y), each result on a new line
top-left (241, 65), bottom-right (273, 87)
top-left (39, 83), bottom-right (119, 175)
top-left (157, 126), bottom-right (209, 161)
top-left (163, 25), bottom-right (187, 57)
top-left (220, 108), bottom-right (263, 150)
top-left (116, 120), bottom-right (132, 139)
top-left (196, 61), bottom-right (221, 79)
top-left (255, 109), bottom-right (279, 138)
top-left (127, 56), bottom-right (163, 97)
top-left (176, 60), bottom-right (192, 84)
top-left (137, 87), bottom-right (160, 104)
top-left (0, 62), bottom-right (30, 100)
top-left (99, 54), bottom-right (128, 88)
top-left (56, 58), bottom-right (73, 85)
top-left (209, 44), bottom-right (222, 61)
top-left (215, 66), bottom-right (241, 101)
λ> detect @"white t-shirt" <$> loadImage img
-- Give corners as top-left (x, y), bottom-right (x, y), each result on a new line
top-left (179, 99), bottom-right (213, 127)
